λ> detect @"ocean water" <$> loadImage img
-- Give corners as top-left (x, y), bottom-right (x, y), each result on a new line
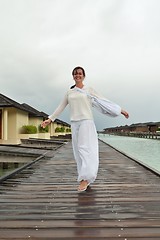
top-left (98, 134), bottom-right (160, 172)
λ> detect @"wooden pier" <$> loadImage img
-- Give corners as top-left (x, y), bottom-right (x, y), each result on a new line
top-left (105, 132), bottom-right (160, 140)
top-left (0, 140), bottom-right (160, 239)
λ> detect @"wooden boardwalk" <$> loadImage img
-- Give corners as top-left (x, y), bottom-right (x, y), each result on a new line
top-left (0, 140), bottom-right (160, 239)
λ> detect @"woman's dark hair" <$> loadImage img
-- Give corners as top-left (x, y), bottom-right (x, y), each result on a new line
top-left (70, 84), bottom-right (76, 89)
top-left (72, 66), bottom-right (86, 77)
top-left (70, 66), bottom-right (85, 89)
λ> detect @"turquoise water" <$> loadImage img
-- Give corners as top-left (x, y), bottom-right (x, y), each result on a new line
top-left (99, 134), bottom-right (160, 172)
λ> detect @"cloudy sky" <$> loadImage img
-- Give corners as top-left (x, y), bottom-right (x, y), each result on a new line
top-left (0, 0), bottom-right (160, 130)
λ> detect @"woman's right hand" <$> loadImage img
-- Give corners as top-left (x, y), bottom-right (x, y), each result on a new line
top-left (41, 119), bottom-right (52, 128)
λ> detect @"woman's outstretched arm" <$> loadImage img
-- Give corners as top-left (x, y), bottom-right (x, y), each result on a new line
top-left (41, 94), bottom-right (68, 128)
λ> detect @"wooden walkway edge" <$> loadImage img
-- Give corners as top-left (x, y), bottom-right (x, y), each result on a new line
top-left (0, 140), bottom-right (160, 239)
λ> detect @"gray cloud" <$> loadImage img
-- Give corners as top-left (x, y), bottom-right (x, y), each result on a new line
top-left (0, 0), bottom-right (160, 130)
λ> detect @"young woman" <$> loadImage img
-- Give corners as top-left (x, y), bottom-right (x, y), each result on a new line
top-left (41, 66), bottom-right (129, 192)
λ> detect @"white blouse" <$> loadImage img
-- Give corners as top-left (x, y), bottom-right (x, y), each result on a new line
top-left (49, 86), bottom-right (104, 122)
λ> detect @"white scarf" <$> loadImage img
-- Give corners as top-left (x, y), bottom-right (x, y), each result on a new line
top-left (75, 87), bottom-right (121, 117)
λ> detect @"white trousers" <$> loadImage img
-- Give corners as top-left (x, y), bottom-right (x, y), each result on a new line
top-left (71, 119), bottom-right (99, 184)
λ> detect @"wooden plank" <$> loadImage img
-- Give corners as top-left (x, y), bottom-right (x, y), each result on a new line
top-left (0, 228), bottom-right (160, 238)
top-left (0, 141), bottom-right (160, 239)
top-left (0, 219), bottom-right (160, 228)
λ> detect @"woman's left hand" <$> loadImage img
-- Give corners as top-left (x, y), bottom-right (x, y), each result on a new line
top-left (121, 109), bottom-right (129, 119)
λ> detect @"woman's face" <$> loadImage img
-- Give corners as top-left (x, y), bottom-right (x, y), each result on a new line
top-left (73, 68), bottom-right (85, 83)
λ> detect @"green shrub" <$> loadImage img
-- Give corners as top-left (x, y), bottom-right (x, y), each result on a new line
top-left (55, 127), bottom-right (60, 132)
top-left (60, 127), bottom-right (65, 132)
top-left (55, 126), bottom-right (65, 132)
top-left (66, 128), bottom-right (71, 132)
top-left (38, 124), bottom-right (49, 133)
top-left (21, 125), bottom-right (37, 134)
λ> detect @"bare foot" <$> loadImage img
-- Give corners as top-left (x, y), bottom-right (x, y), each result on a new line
top-left (78, 180), bottom-right (89, 192)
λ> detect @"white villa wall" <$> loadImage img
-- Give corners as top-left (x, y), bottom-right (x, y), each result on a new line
top-left (8, 108), bottom-right (17, 140)
top-left (0, 106), bottom-right (70, 144)
top-left (16, 109), bottom-right (28, 135)
top-left (29, 117), bottom-right (42, 127)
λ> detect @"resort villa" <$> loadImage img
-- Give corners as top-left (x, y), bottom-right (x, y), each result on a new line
top-left (103, 122), bottom-right (160, 134)
top-left (0, 93), bottom-right (71, 144)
